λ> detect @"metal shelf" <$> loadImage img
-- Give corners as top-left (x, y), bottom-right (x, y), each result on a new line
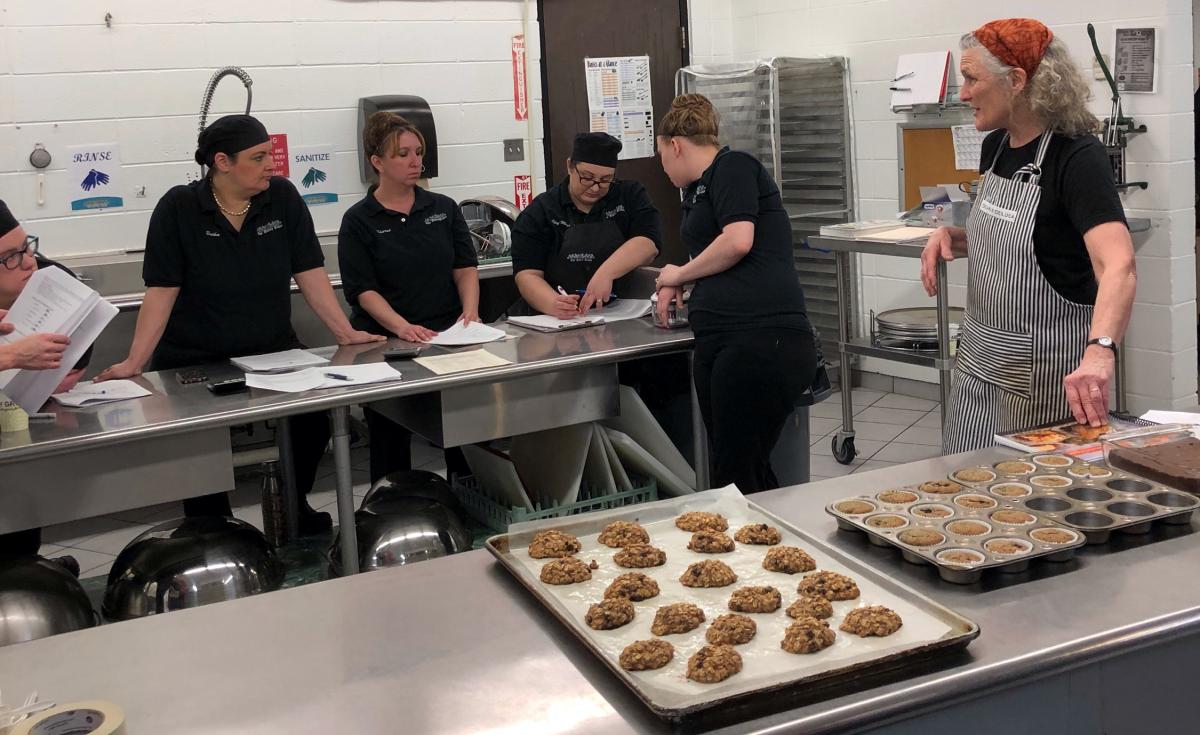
top-left (841, 338), bottom-right (955, 370)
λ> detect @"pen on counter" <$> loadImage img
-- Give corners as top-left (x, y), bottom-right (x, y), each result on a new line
top-left (28, 412), bottom-right (56, 422)
top-left (892, 71), bottom-right (914, 82)
top-left (324, 372), bottom-right (351, 381)
top-left (889, 86), bottom-right (911, 92)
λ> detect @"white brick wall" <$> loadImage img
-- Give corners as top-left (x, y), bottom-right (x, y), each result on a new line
top-left (689, 0), bottom-right (1197, 412)
top-left (0, 1), bottom-right (544, 254)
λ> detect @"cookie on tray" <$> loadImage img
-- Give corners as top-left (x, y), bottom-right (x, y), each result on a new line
top-left (781, 616), bottom-right (836, 654)
top-left (688, 530), bottom-right (735, 553)
top-left (728, 585), bottom-right (782, 614)
top-left (705, 614), bottom-right (757, 645)
top-left (613, 543), bottom-right (667, 569)
top-left (603, 572), bottom-right (660, 601)
top-left (734, 523), bottom-right (782, 545)
top-left (619, 639), bottom-right (674, 671)
top-left (539, 557), bottom-right (596, 585)
top-left (839, 605), bottom-right (903, 637)
top-left (585, 598), bottom-right (635, 630)
top-left (686, 644), bottom-right (743, 683)
top-left (528, 529), bottom-right (581, 559)
top-left (675, 511), bottom-right (729, 533)
top-left (680, 560), bottom-right (738, 588)
top-left (786, 594), bottom-right (833, 620)
top-left (651, 602), bottom-right (706, 636)
top-left (762, 546), bottom-right (817, 574)
top-left (797, 571), bottom-right (860, 601)
top-left (597, 520), bottom-right (650, 548)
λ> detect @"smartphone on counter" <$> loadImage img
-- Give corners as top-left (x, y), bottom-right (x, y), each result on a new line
top-left (206, 377), bottom-right (247, 395)
top-left (383, 346), bottom-right (423, 360)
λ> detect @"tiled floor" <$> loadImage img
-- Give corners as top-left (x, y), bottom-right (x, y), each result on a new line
top-left (38, 389), bottom-right (940, 581)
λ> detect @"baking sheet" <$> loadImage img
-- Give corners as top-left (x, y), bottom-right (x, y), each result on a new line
top-left (488, 486), bottom-right (977, 717)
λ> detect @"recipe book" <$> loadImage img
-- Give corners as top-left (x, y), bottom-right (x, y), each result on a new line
top-left (993, 413), bottom-right (1156, 462)
top-left (0, 267), bottom-right (119, 413)
top-left (230, 349), bottom-right (328, 373)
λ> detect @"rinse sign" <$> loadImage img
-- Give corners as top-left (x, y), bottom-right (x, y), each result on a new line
top-left (67, 143), bottom-right (123, 212)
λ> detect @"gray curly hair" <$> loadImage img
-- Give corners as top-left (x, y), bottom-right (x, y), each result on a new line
top-left (959, 33), bottom-right (1099, 137)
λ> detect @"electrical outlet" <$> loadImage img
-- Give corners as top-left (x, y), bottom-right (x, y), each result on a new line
top-left (503, 139), bottom-right (525, 162)
top-left (1092, 54), bottom-right (1111, 81)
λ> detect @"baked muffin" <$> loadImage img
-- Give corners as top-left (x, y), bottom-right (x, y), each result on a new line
top-left (936, 548), bottom-right (985, 566)
top-left (597, 521), bottom-right (649, 548)
top-left (910, 504), bottom-right (954, 519)
top-left (898, 528), bottom-right (944, 547)
top-left (614, 543), bottom-right (667, 568)
top-left (781, 616), bottom-right (836, 654)
top-left (954, 494), bottom-right (997, 510)
top-left (728, 585), bottom-right (782, 614)
top-left (603, 572), bottom-right (660, 601)
top-left (1030, 475), bottom-right (1071, 488)
top-left (734, 523), bottom-right (782, 545)
top-left (953, 468), bottom-right (997, 484)
top-left (687, 530), bottom-right (735, 553)
top-left (762, 546), bottom-right (817, 574)
top-left (1068, 464), bottom-right (1112, 479)
top-left (797, 571), bottom-right (860, 601)
top-left (834, 499), bottom-right (875, 515)
top-left (528, 529), bottom-right (581, 559)
top-left (619, 639), bottom-right (674, 671)
top-left (675, 511), bottom-right (728, 533)
top-left (865, 514), bottom-right (908, 529)
top-left (705, 614), bottom-right (757, 645)
top-left (686, 644), bottom-right (743, 683)
top-left (985, 538), bottom-right (1032, 556)
top-left (786, 594), bottom-right (833, 620)
top-left (539, 557), bottom-right (596, 584)
top-left (651, 602), bottom-right (706, 635)
top-left (1033, 454), bottom-right (1073, 467)
top-left (1030, 528), bottom-right (1078, 544)
top-left (945, 520), bottom-right (990, 537)
top-left (990, 483), bottom-right (1032, 498)
top-left (920, 480), bottom-right (963, 494)
top-left (991, 509), bottom-right (1036, 525)
top-left (680, 560), bottom-right (738, 588)
top-left (585, 598), bottom-right (635, 630)
top-left (877, 490), bottom-right (919, 504)
top-left (994, 460), bottom-right (1035, 475)
top-left (839, 605), bottom-right (903, 637)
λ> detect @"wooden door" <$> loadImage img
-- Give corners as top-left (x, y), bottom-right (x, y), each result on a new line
top-left (537, 0), bottom-right (689, 265)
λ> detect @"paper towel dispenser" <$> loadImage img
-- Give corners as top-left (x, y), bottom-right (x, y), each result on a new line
top-left (358, 95), bottom-right (438, 183)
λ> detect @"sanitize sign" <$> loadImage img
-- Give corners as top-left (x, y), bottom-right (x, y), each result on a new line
top-left (66, 143), bottom-right (123, 212)
top-left (287, 145), bottom-right (338, 206)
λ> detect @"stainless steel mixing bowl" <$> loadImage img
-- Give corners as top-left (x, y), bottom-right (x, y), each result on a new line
top-left (0, 557), bottom-right (97, 646)
top-left (330, 494), bottom-right (471, 575)
top-left (102, 516), bottom-right (283, 621)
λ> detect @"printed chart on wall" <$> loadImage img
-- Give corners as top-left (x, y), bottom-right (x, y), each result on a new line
top-left (584, 56), bottom-right (654, 160)
top-left (66, 144), bottom-right (123, 212)
top-left (288, 145), bottom-right (338, 206)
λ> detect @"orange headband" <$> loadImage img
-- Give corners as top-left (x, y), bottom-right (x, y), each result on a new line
top-left (973, 18), bottom-right (1053, 79)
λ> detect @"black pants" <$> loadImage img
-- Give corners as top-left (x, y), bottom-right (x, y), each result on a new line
top-left (693, 327), bottom-right (817, 494)
top-left (363, 407), bottom-right (468, 485)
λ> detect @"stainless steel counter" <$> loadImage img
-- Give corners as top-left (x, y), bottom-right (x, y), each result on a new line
top-left (5, 448), bottom-right (1199, 733)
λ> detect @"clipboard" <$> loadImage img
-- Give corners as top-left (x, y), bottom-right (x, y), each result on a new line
top-left (891, 51), bottom-right (951, 111)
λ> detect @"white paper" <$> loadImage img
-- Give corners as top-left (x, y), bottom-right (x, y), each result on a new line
top-left (1140, 410), bottom-right (1200, 426)
top-left (890, 51), bottom-right (950, 110)
top-left (426, 320), bottom-right (507, 346)
top-left (507, 314), bottom-right (606, 332)
top-left (231, 349), bottom-right (328, 373)
top-left (245, 363), bottom-right (402, 393)
top-left (413, 349), bottom-right (512, 375)
top-left (592, 299), bottom-right (652, 322)
top-left (585, 56), bottom-right (655, 160)
top-left (66, 143), bottom-right (123, 212)
top-left (52, 378), bottom-right (151, 407)
top-left (1114, 27), bottom-right (1156, 94)
top-left (9, 298), bottom-right (119, 413)
top-left (950, 124), bottom-right (987, 170)
top-left (507, 486), bottom-right (956, 706)
top-left (856, 226), bottom-right (937, 243)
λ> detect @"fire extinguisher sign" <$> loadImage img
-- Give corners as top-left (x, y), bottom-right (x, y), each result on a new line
top-left (514, 175), bottom-right (532, 209)
top-left (512, 35), bottom-right (529, 121)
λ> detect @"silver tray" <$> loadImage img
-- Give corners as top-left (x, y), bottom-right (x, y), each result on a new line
top-left (486, 487), bottom-right (979, 720)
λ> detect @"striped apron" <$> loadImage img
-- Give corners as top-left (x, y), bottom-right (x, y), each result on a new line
top-left (943, 133), bottom-right (1093, 452)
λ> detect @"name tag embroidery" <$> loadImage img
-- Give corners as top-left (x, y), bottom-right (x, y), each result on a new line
top-left (424, 213), bottom-right (447, 225)
top-left (256, 219), bottom-right (283, 237)
top-left (204, 229), bottom-right (221, 238)
top-left (603, 204), bottom-right (625, 219)
top-left (376, 228), bottom-right (392, 234)
top-left (978, 198), bottom-right (1018, 223)
top-left (551, 218), bottom-right (570, 229)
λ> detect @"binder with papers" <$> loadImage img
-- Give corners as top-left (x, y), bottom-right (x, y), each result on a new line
top-left (890, 51), bottom-right (951, 112)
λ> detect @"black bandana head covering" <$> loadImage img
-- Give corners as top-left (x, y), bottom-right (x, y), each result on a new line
top-left (571, 132), bottom-right (622, 169)
top-left (195, 114), bottom-right (271, 167)
top-left (0, 199), bottom-right (18, 239)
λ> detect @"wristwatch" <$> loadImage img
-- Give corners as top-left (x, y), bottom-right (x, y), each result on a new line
top-left (1086, 336), bottom-right (1117, 353)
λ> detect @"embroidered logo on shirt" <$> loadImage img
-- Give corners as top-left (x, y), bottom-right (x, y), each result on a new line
top-left (204, 229), bottom-right (221, 238)
top-left (567, 253), bottom-right (595, 263)
top-left (256, 219), bottom-right (283, 237)
top-left (376, 229), bottom-right (392, 234)
top-left (424, 213), bottom-right (448, 225)
top-left (691, 184), bottom-right (707, 204)
top-left (977, 198), bottom-right (1018, 223)
top-left (603, 204), bottom-right (625, 219)
top-left (550, 218), bottom-right (571, 229)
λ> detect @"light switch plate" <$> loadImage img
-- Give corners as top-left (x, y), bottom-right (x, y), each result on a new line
top-left (504, 139), bottom-right (525, 162)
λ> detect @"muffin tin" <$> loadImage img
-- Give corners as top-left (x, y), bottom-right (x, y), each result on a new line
top-left (827, 478), bottom-right (1087, 584)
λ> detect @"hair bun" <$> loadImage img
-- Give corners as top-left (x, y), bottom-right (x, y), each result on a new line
top-left (671, 93), bottom-right (711, 113)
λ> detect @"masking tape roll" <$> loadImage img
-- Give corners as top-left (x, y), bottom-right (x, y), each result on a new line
top-left (9, 700), bottom-right (126, 735)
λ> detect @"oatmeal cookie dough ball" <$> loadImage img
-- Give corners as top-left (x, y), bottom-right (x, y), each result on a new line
top-left (705, 614), bottom-right (757, 645)
top-left (528, 529), bottom-right (581, 559)
top-left (539, 557), bottom-right (596, 585)
top-left (781, 616), bottom-right (836, 654)
top-left (598, 521), bottom-right (650, 548)
top-left (680, 560), bottom-right (738, 588)
top-left (651, 602), bottom-right (706, 635)
top-left (619, 639), bottom-right (674, 671)
top-left (797, 571), bottom-right (860, 601)
top-left (604, 572), bottom-right (661, 601)
top-left (687, 530), bottom-right (735, 553)
top-left (786, 594), bottom-right (833, 620)
top-left (675, 511), bottom-right (729, 533)
top-left (686, 644), bottom-right (743, 683)
top-left (762, 546), bottom-right (817, 574)
top-left (614, 543), bottom-right (667, 568)
top-left (839, 605), bottom-right (903, 637)
top-left (585, 598), bottom-right (635, 630)
top-left (734, 523), bottom-right (782, 545)
top-left (728, 585), bottom-right (782, 614)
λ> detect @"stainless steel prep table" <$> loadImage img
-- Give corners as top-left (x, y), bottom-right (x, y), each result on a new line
top-left (0, 318), bottom-right (699, 574)
top-left (4, 448), bottom-right (1199, 734)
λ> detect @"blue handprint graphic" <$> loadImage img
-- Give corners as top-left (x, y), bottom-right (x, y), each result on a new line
top-left (301, 167), bottom-right (327, 189)
top-left (81, 168), bottom-right (110, 191)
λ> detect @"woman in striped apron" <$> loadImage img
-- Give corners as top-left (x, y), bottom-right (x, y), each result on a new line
top-left (921, 19), bottom-right (1136, 452)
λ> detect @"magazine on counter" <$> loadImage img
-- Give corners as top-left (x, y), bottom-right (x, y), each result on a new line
top-left (993, 413), bottom-right (1157, 462)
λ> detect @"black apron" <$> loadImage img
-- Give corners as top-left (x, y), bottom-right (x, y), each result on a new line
top-left (509, 219), bottom-right (625, 316)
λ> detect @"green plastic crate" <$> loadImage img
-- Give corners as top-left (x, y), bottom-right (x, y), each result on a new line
top-left (452, 474), bottom-right (658, 535)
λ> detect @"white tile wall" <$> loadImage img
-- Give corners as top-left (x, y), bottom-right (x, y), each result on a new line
top-left (690, 0), bottom-right (1198, 411)
top-left (0, 1), bottom-right (545, 251)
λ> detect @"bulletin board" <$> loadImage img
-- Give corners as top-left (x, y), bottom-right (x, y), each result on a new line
top-left (897, 124), bottom-right (980, 210)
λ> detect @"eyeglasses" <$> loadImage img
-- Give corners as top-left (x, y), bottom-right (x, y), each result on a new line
top-left (0, 236), bottom-right (37, 270)
top-left (573, 167), bottom-right (616, 190)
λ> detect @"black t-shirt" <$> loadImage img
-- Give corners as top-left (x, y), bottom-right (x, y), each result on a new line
top-left (979, 130), bottom-right (1127, 305)
top-left (142, 177), bottom-right (325, 368)
top-left (680, 147), bottom-right (808, 333)
top-left (511, 178), bottom-right (663, 274)
top-left (338, 186), bottom-right (478, 333)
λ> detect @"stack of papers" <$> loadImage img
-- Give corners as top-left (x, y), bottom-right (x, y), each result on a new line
top-left (52, 379), bottom-right (151, 407)
top-left (414, 349), bottom-right (512, 375)
top-left (0, 267), bottom-right (119, 413)
top-left (890, 51), bottom-right (951, 111)
top-left (244, 363), bottom-right (402, 393)
top-left (507, 314), bottom-right (606, 332)
top-left (427, 321), bottom-right (507, 346)
top-left (231, 349), bottom-right (328, 372)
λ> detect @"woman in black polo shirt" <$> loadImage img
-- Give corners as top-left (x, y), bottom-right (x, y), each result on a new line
top-left (655, 94), bottom-right (818, 493)
top-left (98, 115), bottom-right (383, 533)
top-left (338, 111), bottom-right (478, 481)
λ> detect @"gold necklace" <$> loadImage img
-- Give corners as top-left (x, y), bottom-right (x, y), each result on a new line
top-left (213, 189), bottom-right (251, 217)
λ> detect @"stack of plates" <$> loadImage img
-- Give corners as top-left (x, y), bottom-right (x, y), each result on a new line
top-left (873, 307), bottom-right (964, 352)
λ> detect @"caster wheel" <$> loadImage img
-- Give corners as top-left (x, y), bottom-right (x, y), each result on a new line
top-left (832, 435), bottom-right (857, 465)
